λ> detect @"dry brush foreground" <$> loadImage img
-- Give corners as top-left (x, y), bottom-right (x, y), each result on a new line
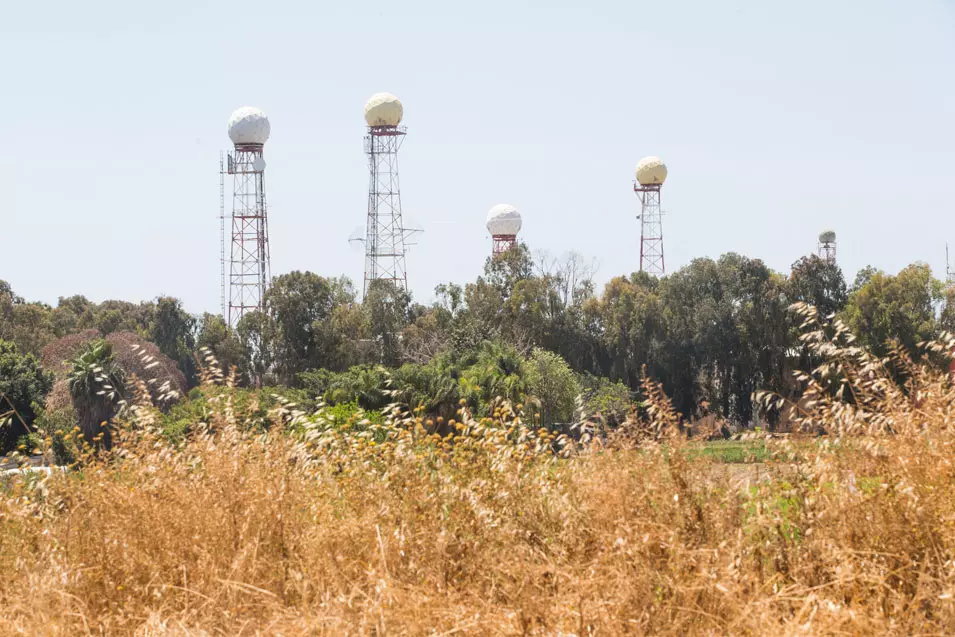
top-left (3, 327), bottom-right (955, 634)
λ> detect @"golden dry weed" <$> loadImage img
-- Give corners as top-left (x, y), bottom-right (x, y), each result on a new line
top-left (2, 332), bottom-right (955, 635)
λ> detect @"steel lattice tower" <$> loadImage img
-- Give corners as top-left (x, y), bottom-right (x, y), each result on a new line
top-left (227, 144), bottom-right (270, 326)
top-left (817, 241), bottom-right (836, 265)
top-left (817, 230), bottom-right (837, 265)
top-left (363, 124), bottom-right (410, 298)
top-left (486, 203), bottom-right (522, 257)
top-left (223, 107), bottom-right (272, 328)
top-left (635, 183), bottom-right (665, 276)
top-left (492, 235), bottom-right (517, 255)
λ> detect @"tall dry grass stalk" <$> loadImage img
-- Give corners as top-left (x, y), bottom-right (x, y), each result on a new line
top-left (2, 331), bottom-right (955, 635)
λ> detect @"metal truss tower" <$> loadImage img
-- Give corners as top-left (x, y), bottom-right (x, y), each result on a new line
top-left (363, 125), bottom-right (412, 298)
top-left (817, 241), bottom-right (836, 265)
top-left (491, 235), bottom-right (517, 256)
top-left (226, 143), bottom-right (270, 327)
top-left (635, 183), bottom-right (665, 276)
top-left (817, 232), bottom-right (837, 266)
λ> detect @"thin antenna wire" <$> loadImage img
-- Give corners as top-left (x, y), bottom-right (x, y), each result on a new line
top-left (219, 151), bottom-right (226, 318)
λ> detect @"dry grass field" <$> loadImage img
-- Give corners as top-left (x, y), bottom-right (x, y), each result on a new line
top-left (2, 325), bottom-right (955, 635)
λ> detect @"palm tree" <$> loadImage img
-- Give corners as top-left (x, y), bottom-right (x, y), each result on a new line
top-left (325, 366), bottom-right (390, 410)
top-left (67, 340), bottom-right (125, 450)
top-left (462, 342), bottom-right (528, 414)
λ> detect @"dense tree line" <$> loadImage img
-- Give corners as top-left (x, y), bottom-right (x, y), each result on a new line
top-left (0, 284), bottom-right (197, 385)
top-left (0, 248), bottom-right (949, 453)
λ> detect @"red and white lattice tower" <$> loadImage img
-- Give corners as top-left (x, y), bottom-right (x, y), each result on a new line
top-left (360, 93), bottom-right (418, 299)
top-left (634, 156), bottom-right (668, 276)
top-left (223, 106), bottom-right (272, 328)
top-left (486, 204), bottom-right (522, 256)
top-left (817, 230), bottom-right (837, 265)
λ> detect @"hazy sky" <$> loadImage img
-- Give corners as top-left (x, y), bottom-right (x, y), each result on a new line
top-left (2, 0), bottom-right (954, 314)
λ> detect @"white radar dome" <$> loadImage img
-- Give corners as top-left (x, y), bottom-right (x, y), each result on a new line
top-left (819, 230), bottom-right (836, 244)
top-left (486, 204), bottom-right (522, 236)
top-left (636, 156), bottom-right (667, 186)
top-left (228, 107), bottom-right (271, 146)
top-left (364, 93), bottom-right (403, 127)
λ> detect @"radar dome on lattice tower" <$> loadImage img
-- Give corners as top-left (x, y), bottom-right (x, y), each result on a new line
top-left (636, 156), bottom-right (667, 186)
top-left (364, 93), bottom-right (403, 127)
top-left (819, 230), bottom-right (836, 244)
top-left (486, 204), bottom-right (522, 236)
top-left (228, 107), bottom-right (271, 146)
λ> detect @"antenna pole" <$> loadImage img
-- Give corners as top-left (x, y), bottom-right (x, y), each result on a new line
top-left (219, 152), bottom-right (226, 318)
top-left (947, 243), bottom-right (953, 286)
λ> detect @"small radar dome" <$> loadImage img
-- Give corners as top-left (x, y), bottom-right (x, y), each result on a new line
top-left (364, 93), bottom-right (403, 127)
top-left (819, 230), bottom-right (836, 244)
top-left (636, 156), bottom-right (667, 186)
top-left (228, 107), bottom-right (271, 146)
top-left (486, 204), bottom-right (522, 236)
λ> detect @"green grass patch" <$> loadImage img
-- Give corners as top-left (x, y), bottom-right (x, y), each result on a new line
top-left (689, 439), bottom-right (770, 464)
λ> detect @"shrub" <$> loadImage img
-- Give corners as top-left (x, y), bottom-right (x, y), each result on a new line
top-left (31, 406), bottom-right (80, 465)
top-left (300, 366), bottom-right (390, 410)
top-left (0, 339), bottom-right (54, 453)
top-left (158, 384), bottom-right (316, 442)
top-left (579, 373), bottom-right (633, 428)
top-left (524, 348), bottom-right (580, 426)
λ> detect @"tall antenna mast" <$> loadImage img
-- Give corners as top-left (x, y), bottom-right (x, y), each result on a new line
top-left (486, 204), bottom-right (522, 256)
top-left (947, 243), bottom-right (954, 286)
top-left (219, 151), bottom-right (226, 317)
top-left (634, 156), bottom-right (668, 276)
top-left (359, 93), bottom-right (418, 299)
top-left (817, 230), bottom-right (837, 265)
top-left (225, 106), bottom-right (272, 328)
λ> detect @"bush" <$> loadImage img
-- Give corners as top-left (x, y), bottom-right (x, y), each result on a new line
top-left (579, 374), bottom-right (632, 427)
top-left (390, 359), bottom-right (465, 421)
top-left (159, 385), bottom-right (317, 442)
top-left (297, 368), bottom-right (335, 398)
top-left (300, 366), bottom-right (390, 410)
top-left (321, 400), bottom-right (384, 429)
top-left (524, 348), bottom-right (580, 426)
top-left (32, 406), bottom-right (80, 465)
top-left (0, 340), bottom-right (54, 453)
